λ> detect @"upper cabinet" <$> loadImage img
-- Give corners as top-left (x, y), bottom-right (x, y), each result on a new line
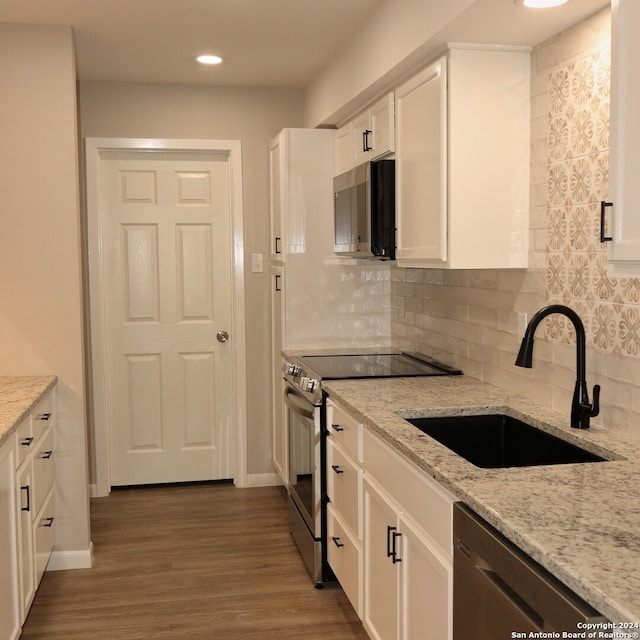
top-left (270, 128), bottom-right (335, 264)
top-left (604, 0), bottom-right (640, 276)
top-left (395, 46), bottom-right (531, 269)
top-left (334, 92), bottom-right (395, 176)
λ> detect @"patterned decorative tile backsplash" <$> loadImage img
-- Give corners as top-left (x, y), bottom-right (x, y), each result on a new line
top-left (544, 38), bottom-right (640, 357)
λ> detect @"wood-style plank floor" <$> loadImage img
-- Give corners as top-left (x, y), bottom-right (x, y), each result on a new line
top-left (21, 483), bottom-right (369, 639)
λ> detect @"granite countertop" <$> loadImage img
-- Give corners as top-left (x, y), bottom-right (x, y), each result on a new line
top-left (0, 376), bottom-right (57, 447)
top-left (322, 374), bottom-right (640, 624)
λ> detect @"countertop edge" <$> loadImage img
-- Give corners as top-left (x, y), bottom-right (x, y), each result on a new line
top-left (0, 375), bottom-right (58, 448)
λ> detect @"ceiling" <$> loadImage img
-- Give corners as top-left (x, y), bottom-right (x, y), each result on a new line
top-left (0, 0), bottom-right (610, 90)
top-left (0, 0), bottom-right (383, 87)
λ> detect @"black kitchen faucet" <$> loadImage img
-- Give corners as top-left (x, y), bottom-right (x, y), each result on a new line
top-left (515, 304), bottom-right (600, 429)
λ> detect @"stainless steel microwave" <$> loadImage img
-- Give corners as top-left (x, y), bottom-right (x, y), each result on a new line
top-left (333, 159), bottom-right (395, 259)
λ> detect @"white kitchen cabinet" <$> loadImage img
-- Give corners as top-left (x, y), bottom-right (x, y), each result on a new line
top-left (270, 128), bottom-right (335, 263)
top-left (271, 265), bottom-right (285, 482)
top-left (326, 400), bottom-right (364, 616)
top-left (363, 428), bottom-right (454, 640)
top-left (363, 476), bottom-right (400, 640)
top-left (269, 128), bottom-right (334, 476)
top-left (269, 134), bottom-right (284, 263)
top-left (334, 92), bottom-right (395, 176)
top-left (395, 46), bottom-right (530, 269)
top-left (0, 437), bottom-right (20, 640)
top-left (0, 386), bottom-right (57, 639)
top-left (604, 0), bottom-right (640, 276)
top-left (16, 458), bottom-right (35, 620)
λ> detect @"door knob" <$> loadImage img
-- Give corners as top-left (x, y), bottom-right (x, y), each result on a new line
top-left (217, 330), bottom-right (229, 343)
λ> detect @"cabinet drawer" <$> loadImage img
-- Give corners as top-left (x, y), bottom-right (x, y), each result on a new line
top-left (327, 504), bottom-right (362, 617)
top-left (327, 438), bottom-right (361, 538)
top-left (326, 400), bottom-right (362, 462)
top-left (34, 490), bottom-right (55, 587)
top-left (363, 429), bottom-right (455, 558)
top-left (16, 416), bottom-right (33, 467)
top-left (32, 430), bottom-right (54, 518)
top-left (32, 392), bottom-right (54, 443)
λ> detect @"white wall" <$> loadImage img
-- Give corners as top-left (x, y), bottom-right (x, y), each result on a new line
top-left (0, 24), bottom-right (91, 558)
top-left (303, 0), bottom-right (476, 127)
top-left (78, 80), bottom-right (305, 477)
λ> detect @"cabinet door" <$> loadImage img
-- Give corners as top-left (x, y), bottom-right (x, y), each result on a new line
top-left (370, 93), bottom-right (395, 160)
top-left (17, 462), bottom-right (35, 620)
top-left (271, 266), bottom-right (285, 481)
top-left (400, 514), bottom-right (452, 640)
top-left (269, 134), bottom-right (284, 262)
top-left (335, 123), bottom-right (355, 176)
top-left (396, 58), bottom-right (448, 266)
top-left (608, 0), bottom-right (640, 273)
top-left (0, 441), bottom-right (20, 640)
top-left (353, 110), bottom-right (372, 167)
top-left (364, 477), bottom-right (400, 640)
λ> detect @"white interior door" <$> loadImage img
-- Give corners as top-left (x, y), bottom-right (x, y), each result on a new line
top-left (99, 150), bottom-right (234, 486)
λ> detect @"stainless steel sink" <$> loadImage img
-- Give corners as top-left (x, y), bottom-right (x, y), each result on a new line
top-left (405, 414), bottom-right (608, 468)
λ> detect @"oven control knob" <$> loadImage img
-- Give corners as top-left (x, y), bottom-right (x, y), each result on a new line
top-left (282, 362), bottom-right (301, 376)
top-left (300, 377), bottom-right (318, 393)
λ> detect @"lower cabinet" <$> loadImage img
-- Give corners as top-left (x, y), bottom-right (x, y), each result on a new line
top-left (326, 398), bottom-right (454, 640)
top-left (363, 477), bottom-right (452, 640)
top-left (0, 438), bottom-right (20, 640)
top-left (0, 386), bottom-right (56, 640)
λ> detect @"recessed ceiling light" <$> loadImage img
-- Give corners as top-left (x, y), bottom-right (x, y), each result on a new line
top-left (196, 54), bottom-right (223, 65)
top-left (517, 0), bottom-right (569, 7)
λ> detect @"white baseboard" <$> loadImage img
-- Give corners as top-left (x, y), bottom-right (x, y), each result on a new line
top-left (47, 542), bottom-right (94, 571)
top-left (245, 472), bottom-right (284, 488)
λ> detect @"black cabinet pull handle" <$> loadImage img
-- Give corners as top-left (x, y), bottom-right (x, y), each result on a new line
top-left (331, 464), bottom-right (344, 475)
top-left (41, 450), bottom-right (53, 460)
top-left (43, 516), bottom-right (55, 528)
top-left (332, 424), bottom-right (344, 432)
top-left (21, 485), bottom-right (30, 512)
top-left (386, 525), bottom-right (396, 558)
top-left (275, 274), bottom-right (282, 292)
top-left (38, 412), bottom-right (51, 421)
top-left (332, 536), bottom-right (345, 548)
top-left (392, 531), bottom-right (402, 563)
top-left (275, 236), bottom-right (282, 254)
top-left (363, 129), bottom-right (372, 152)
top-left (21, 436), bottom-right (34, 447)
top-left (600, 201), bottom-right (613, 242)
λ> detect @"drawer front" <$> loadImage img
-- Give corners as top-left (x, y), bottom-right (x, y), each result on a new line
top-left (34, 490), bottom-right (55, 587)
top-left (327, 438), bottom-right (361, 538)
top-left (32, 392), bottom-right (54, 443)
top-left (326, 400), bottom-right (362, 462)
top-left (32, 429), bottom-right (54, 518)
top-left (16, 416), bottom-right (33, 467)
top-left (327, 504), bottom-right (362, 617)
top-left (363, 429), bottom-right (455, 558)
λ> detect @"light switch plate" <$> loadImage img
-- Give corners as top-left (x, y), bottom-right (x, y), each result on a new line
top-left (251, 253), bottom-right (264, 273)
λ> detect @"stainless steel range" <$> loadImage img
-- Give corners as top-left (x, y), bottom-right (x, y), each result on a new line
top-left (281, 352), bottom-right (462, 586)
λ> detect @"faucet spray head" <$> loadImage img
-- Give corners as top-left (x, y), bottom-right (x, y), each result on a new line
top-left (515, 332), bottom-right (534, 368)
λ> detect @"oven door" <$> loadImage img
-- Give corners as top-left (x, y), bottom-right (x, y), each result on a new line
top-left (284, 384), bottom-right (321, 536)
top-left (283, 383), bottom-right (327, 584)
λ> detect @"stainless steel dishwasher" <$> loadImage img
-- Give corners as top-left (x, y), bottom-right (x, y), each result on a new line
top-left (453, 503), bottom-right (608, 638)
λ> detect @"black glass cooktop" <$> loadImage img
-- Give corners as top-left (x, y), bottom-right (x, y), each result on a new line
top-left (297, 352), bottom-right (461, 380)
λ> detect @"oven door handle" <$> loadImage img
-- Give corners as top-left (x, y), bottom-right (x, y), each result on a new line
top-left (283, 387), bottom-right (315, 420)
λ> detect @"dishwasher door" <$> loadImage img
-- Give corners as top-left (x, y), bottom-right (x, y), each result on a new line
top-left (453, 503), bottom-right (607, 639)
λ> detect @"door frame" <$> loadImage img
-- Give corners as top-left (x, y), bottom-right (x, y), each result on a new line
top-left (85, 137), bottom-right (248, 497)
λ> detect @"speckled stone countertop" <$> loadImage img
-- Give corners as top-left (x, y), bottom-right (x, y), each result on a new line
top-left (0, 376), bottom-right (57, 447)
top-left (322, 374), bottom-right (640, 624)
